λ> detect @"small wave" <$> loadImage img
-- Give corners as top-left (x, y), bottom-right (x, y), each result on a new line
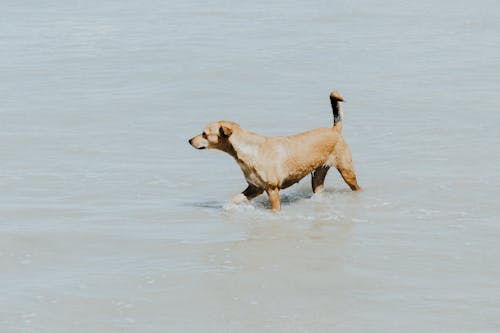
top-left (191, 201), bottom-right (224, 209)
top-left (222, 201), bottom-right (256, 213)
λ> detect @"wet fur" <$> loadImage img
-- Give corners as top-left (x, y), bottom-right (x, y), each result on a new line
top-left (189, 91), bottom-right (360, 211)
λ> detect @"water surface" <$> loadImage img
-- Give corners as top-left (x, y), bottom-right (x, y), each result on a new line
top-left (1, 0), bottom-right (500, 332)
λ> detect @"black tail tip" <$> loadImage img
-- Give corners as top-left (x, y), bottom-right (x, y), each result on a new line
top-left (329, 90), bottom-right (345, 102)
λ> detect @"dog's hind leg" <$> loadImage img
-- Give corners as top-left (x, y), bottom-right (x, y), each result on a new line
top-left (266, 188), bottom-right (281, 212)
top-left (334, 141), bottom-right (361, 191)
top-left (231, 184), bottom-right (263, 204)
top-left (337, 166), bottom-right (361, 191)
top-left (336, 154), bottom-right (361, 191)
top-left (311, 166), bottom-right (330, 193)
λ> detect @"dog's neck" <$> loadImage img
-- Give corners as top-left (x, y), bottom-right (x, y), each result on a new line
top-left (227, 129), bottom-right (265, 165)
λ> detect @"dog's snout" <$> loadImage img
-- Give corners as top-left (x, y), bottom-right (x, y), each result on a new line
top-left (188, 138), bottom-right (193, 145)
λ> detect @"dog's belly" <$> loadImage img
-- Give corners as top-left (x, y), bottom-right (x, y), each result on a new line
top-left (279, 166), bottom-right (318, 189)
top-left (278, 155), bottom-right (329, 188)
top-left (280, 176), bottom-right (302, 189)
top-left (241, 155), bottom-right (331, 190)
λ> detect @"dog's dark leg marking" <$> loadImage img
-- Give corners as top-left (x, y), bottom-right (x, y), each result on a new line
top-left (311, 166), bottom-right (330, 193)
top-left (242, 184), bottom-right (264, 200)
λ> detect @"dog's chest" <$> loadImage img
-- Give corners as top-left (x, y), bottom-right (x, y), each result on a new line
top-left (233, 140), bottom-right (290, 188)
top-left (237, 161), bottom-right (266, 187)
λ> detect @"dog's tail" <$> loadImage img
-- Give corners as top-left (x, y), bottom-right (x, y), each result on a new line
top-left (330, 90), bottom-right (345, 131)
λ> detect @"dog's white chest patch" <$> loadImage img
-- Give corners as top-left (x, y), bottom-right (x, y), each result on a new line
top-left (238, 162), bottom-right (265, 187)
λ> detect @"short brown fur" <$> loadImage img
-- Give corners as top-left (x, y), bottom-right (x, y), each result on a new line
top-left (189, 91), bottom-right (360, 211)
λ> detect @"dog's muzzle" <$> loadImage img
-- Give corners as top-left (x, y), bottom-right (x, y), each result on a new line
top-left (189, 138), bottom-right (206, 149)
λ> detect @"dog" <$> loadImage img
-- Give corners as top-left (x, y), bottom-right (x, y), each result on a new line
top-left (189, 91), bottom-right (361, 211)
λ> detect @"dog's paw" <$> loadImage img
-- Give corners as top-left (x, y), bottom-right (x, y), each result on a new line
top-left (230, 193), bottom-right (248, 204)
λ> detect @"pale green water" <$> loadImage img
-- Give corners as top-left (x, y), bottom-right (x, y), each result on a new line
top-left (1, 0), bottom-right (500, 332)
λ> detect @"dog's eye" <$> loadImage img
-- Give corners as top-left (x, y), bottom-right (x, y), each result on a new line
top-left (202, 131), bottom-right (207, 137)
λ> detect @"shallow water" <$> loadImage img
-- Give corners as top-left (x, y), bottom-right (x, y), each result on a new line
top-left (2, 0), bottom-right (500, 332)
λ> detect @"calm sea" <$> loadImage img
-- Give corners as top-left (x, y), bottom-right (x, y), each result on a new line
top-left (1, 0), bottom-right (500, 332)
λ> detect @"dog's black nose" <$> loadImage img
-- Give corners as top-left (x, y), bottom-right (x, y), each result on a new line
top-left (188, 138), bottom-right (193, 145)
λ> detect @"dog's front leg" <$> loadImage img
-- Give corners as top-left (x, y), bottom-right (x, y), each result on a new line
top-left (266, 188), bottom-right (281, 212)
top-left (230, 184), bottom-right (263, 204)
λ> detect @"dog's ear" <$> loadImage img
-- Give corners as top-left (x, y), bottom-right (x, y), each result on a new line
top-left (219, 125), bottom-right (232, 138)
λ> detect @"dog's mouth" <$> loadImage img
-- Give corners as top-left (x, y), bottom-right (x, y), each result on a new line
top-left (189, 138), bottom-right (208, 150)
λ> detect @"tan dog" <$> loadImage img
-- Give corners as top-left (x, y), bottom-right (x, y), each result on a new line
top-left (189, 91), bottom-right (361, 211)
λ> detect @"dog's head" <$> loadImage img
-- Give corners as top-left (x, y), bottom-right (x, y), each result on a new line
top-left (189, 121), bottom-right (237, 151)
